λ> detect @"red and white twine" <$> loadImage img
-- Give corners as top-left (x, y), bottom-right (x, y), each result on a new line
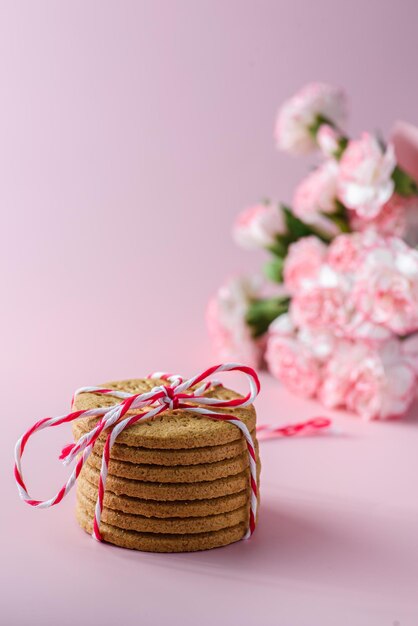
top-left (14, 363), bottom-right (331, 543)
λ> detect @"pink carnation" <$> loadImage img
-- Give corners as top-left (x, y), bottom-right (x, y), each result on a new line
top-left (338, 132), bottom-right (396, 219)
top-left (319, 339), bottom-right (416, 420)
top-left (275, 82), bottom-right (347, 155)
top-left (233, 204), bottom-right (285, 250)
top-left (391, 120), bottom-right (418, 183)
top-left (287, 233), bottom-right (397, 342)
top-left (349, 195), bottom-right (407, 238)
top-left (353, 237), bottom-right (418, 334)
top-left (297, 325), bottom-right (336, 361)
top-left (402, 334), bottom-right (418, 376)
top-left (206, 276), bottom-right (263, 368)
top-left (327, 233), bottom-right (363, 273)
top-left (327, 231), bottom-right (383, 273)
top-left (290, 265), bottom-right (350, 331)
top-left (292, 160), bottom-right (340, 235)
top-left (266, 321), bottom-right (322, 398)
top-left (283, 236), bottom-right (327, 294)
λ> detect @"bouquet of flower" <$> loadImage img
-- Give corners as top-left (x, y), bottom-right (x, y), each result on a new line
top-left (207, 83), bottom-right (418, 420)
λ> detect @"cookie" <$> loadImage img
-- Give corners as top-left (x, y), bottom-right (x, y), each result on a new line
top-left (76, 502), bottom-right (248, 552)
top-left (72, 378), bottom-right (256, 449)
top-left (77, 477), bottom-right (250, 518)
top-left (85, 449), bottom-right (251, 482)
top-left (73, 422), bottom-right (257, 466)
top-left (80, 457), bottom-right (261, 501)
top-left (77, 489), bottom-right (251, 534)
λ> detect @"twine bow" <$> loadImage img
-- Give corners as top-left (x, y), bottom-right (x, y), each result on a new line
top-left (14, 364), bottom-right (261, 541)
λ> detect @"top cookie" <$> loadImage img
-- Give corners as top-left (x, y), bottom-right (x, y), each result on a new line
top-left (72, 378), bottom-right (257, 449)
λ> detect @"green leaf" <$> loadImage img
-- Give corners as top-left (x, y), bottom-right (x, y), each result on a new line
top-left (333, 136), bottom-right (348, 160)
top-left (267, 234), bottom-right (289, 258)
top-left (321, 200), bottom-right (351, 233)
top-left (325, 212), bottom-right (351, 233)
top-left (392, 166), bottom-right (418, 197)
top-left (246, 297), bottom-right (290, 338)
top-left (282, 205), bottom-right (315, 239)
top-left (308, 114), bottom-right (332, 138)
top-left (264, 257), bottom-right (284, 283)
top-left (282, 205), bottom-right (332, 243)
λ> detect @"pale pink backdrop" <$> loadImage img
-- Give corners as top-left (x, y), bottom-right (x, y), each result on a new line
top-left (2, 2), bottom-right (418, 625)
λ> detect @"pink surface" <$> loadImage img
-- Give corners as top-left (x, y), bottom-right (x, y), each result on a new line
top-left (2, 1), bottom-right (418, 624)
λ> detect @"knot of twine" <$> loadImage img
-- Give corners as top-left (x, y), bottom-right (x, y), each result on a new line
top-left (158, 384), bottom-right (181, 410)
top-left (14, 364), bottom-right (261, 542)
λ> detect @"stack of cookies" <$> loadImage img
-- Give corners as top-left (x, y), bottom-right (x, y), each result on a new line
top-left (73, 378), bottom-right (261, 552)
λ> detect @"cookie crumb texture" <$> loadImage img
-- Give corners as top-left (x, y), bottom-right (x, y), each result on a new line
top-left (74, 377), bottom-right (260, 552)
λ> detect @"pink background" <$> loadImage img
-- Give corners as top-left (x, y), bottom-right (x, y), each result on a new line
top-left (2, 1), bottom-right (418, 624)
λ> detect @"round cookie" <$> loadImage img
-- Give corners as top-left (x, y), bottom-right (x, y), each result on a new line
top-left (81, 458), bottom-right (261, 501)
top-left (76, 502), bottom-right (248, 552)
top-left (77, 489), bottom-right (251, 534)
top-left (77, 478), bottom-right (250, 518)
top-left (72, 378), bottom-right (256, 449)
top-left (85, 449), bottom-right (250, 482)
top-left (73, 422), bottom-right (257, 466)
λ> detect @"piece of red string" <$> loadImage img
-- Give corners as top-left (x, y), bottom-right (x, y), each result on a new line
top-left (256, 417), bottom-right (332, 441)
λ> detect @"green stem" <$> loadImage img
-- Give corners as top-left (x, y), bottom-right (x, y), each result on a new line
top-left (246, 297), bottom-right (290, 338)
